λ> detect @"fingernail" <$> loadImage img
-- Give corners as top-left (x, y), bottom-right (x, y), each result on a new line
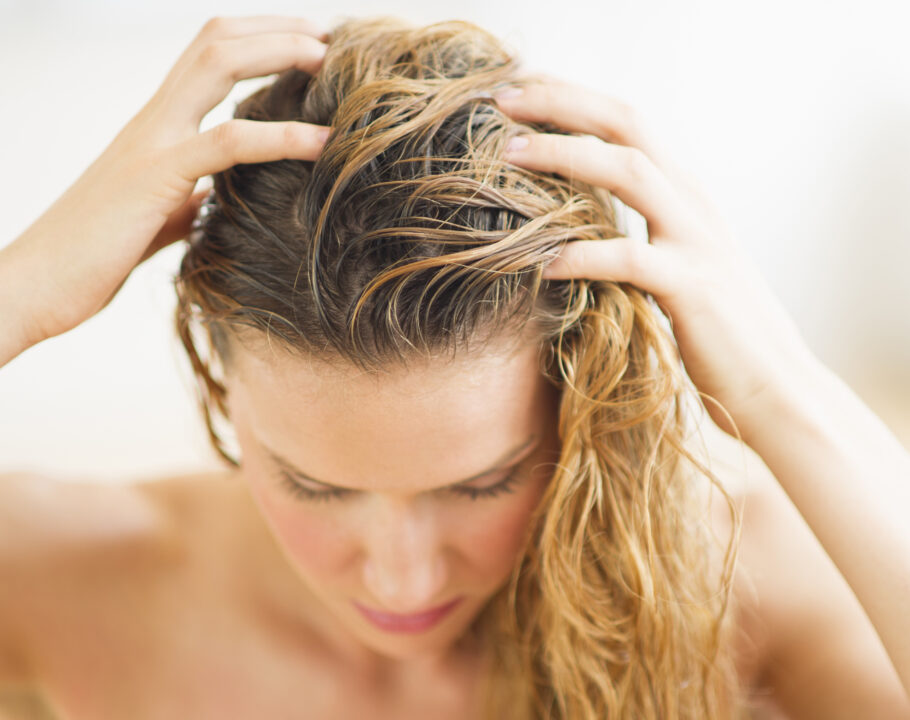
top-left (317, 127), bottom-right (331, 142)
top-left (494, 87), bottom-right (524, 101)
top-left (505, 135), bottom-right (530, 153)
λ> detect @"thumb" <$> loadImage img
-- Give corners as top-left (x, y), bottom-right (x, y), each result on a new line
top-left (137, 187), bottom-right (211, 265)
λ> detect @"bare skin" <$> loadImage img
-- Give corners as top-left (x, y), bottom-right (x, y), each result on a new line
top-left (0, 469), bottom-right (497, 720)
top-left (2, 13), bottom-right (908, 720)
top-left (0, 352), bottom-right (902, 718)
top-left (4, 431), bottom-right (899, 719)
top-left (0, 461), bottom-right (766, 720)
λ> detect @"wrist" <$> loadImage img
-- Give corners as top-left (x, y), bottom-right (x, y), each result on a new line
top-left (736, 346), bottom-right (831, 450)
top-left (0, 240), bottom-right (44, 367)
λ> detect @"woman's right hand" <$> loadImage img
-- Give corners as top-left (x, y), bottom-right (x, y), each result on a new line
top-left (0, 16), bottom-right (332, 366)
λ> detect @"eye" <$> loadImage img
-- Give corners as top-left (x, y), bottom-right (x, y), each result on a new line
top-left (276, 469), bottom-right (521, 503)
top-left (450, 471), bottom-right (519, 500)
top-left (277, 469), bottom-right (352, 503)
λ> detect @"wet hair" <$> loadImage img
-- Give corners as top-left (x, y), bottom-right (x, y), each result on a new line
top-left (174, 14), bottom-right (748, 719)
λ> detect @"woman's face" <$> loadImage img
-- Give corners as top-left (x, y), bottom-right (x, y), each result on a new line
top-left (223, 335), bottom-right (562, 665)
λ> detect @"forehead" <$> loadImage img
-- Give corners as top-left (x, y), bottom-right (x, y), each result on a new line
top-left (224, 338), bottom-right (556, 491)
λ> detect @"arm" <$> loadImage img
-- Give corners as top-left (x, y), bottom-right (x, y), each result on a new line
top-left (0, 242), bottom-right (35, 368)
top-left (1, 9), bottom-right (331, 687)
top-left (721, 428), bottom-right (910, 719)
top-left (489, 74), bottom-right (910, 712)
top-left (741, 352), bottom-right (910, 699)
top-left (0, 16), bottom-right (331, 372)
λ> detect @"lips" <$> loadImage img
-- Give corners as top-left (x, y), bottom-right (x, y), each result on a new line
top-left (353, 596), bottom-right (464, 633)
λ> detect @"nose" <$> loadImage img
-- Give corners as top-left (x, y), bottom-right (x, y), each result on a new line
top-left (360, 496), bottom-right (449, 612)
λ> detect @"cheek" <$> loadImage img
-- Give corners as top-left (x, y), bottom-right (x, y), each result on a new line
top-left (454, 484), bottom-right (545, 579)
top-left (249, 479), bottom-right (355, 576)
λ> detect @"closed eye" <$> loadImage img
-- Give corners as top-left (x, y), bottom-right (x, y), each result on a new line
top-left (277, 468), bottom-right (521, 503)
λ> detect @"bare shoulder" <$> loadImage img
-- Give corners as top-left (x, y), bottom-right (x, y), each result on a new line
top-left (0, 468), bottom-right (235, 687)
top-left (130, 467), bottom-right (245, 529)
top-left (705, 431), bottom-right (910, 719)
top-left (0, 468), bottom-right (237, 565)
top-left (0, 470), bottom-right (170, 555)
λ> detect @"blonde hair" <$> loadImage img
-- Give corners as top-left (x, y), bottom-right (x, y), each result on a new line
top-left (174, 15), bottom-right (748, 718)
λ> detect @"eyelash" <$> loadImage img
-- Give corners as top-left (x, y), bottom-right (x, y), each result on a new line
top-left (277, 469), bottom-right (520, 503)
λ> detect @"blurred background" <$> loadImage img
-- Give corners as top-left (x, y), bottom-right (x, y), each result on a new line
top-left (1, 0), bottom-right (908, 481)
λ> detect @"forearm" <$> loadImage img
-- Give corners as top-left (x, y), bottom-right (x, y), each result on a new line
top-left (0, 238), bottom-right (41, 368)
top-left (0, 169), bottom-right (130, 370)
top-left (740, 354), bottom-right (910, 697)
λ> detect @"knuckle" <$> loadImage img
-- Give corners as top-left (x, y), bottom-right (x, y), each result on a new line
top-left (536, 78), bottom-right (559, 107)
top-left (580, 133), bottom-right (604, 154)
top-left (540, 132), bottom-right (565, 156)
top-left (543, 75), bottom-right (580, 109)
top-left (287, 32), bottom-right (310, 51)
top-left (200, 16), bottom-right (232, 39)
top-left (548, 136), bottom-right (573, 174)
top-left (196, 42), bottom-right (229, 73)
top-left (619, 146), bottom-right (652, 183)
top-left (556, 133), bottom-right (598, 174)
top-left (211, 120), bottom-right (245, 153)
top-left (559, 133), bottom-right (599, 174)
top-left (554, 242), bottom-right (581, 275)
top-left (614, 99), bottom-right (644, 130)
top-left (621, 241), bottom-right (648, 280)
top-left (567, 243), bottom-right (590, 275)
top-left (525, 70), bottom-right (557, 88)
top-left (281, 122), bottom-right (304, 148)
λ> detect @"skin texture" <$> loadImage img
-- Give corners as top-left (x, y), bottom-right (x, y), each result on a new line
top-left (2, 416), bottom-right (903, 719)
top-left (2, 15), bottom-right (908, 718)
top-left (222, 332), bottom-right (563, 682)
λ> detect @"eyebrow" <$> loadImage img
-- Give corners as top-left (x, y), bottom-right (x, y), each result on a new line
top-left (264, 434), bottom-right (539, 492)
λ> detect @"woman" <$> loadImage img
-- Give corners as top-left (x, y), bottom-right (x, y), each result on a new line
top-left (1, 14), bottom-right (908, 720)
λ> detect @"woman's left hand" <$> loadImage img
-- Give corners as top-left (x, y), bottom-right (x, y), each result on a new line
top-left (493, 77), bottom-right (817, 440)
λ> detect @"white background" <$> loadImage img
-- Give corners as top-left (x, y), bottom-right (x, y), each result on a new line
top-left (1, 0), bottom-right (909, 480)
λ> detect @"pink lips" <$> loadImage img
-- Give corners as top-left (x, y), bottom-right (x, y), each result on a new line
top-left (353, 596), bottom-right (464, 633)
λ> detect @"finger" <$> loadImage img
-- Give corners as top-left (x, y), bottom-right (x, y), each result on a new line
top-left (193, 15), bottom-right (330, 43)
top-left (168, 33), bottom-right (328, 126)
top-left (494, 75), bottom-right (660, 159)
top-left (172, 119), bottom-right (331, 181)
top-left (494, 76), bottom-right (729, 234)
top-left (158, 17), bottom-right (329, 113)
top-left (504, 132), bottom-right (691, 238)
top-left (542, 236), bottom-right (678, 299)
